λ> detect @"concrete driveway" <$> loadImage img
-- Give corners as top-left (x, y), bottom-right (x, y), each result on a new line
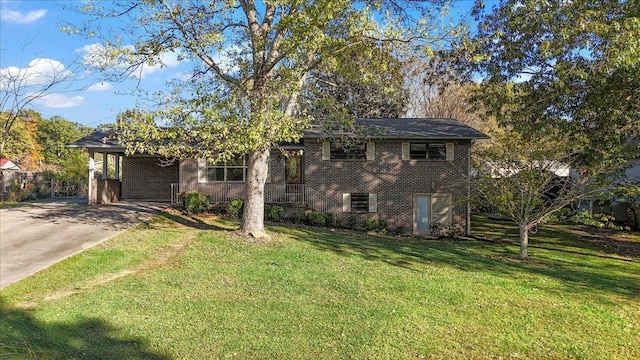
top-left (0, 199), bottom-right (165, 289)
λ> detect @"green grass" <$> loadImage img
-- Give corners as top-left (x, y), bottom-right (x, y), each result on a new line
top-left (1, 213), bottom-right (639, 359)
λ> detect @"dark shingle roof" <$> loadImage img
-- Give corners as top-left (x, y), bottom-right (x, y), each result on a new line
top-left (304, 118), bottom-right (489, 140)
top-left (67, 131), bottom-right (126, 151)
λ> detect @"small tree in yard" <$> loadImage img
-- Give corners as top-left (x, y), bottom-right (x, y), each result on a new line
top-left (68, 0), bottom-right (458, 237)
top-left (472, 129), bottom-right (614, 260)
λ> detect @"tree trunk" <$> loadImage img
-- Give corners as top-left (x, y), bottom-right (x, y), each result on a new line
top-left (519, 223), bottom-right (529, 260)
top-left (240, 145), bottom-right (270, 236)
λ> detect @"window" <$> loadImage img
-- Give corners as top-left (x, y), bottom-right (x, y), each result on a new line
top-left (350, 193), bottom-right (369, 212)
top-left (206, 156), bottom-right (247, 182)
top-left (410, 143), bottom-right (446, 160)
top-left (330, 141), bottom-right (366, 160)
top-left (342, 193), bottom-right (377, 213)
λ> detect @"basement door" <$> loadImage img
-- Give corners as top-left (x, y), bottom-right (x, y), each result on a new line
top-left (413, 194), bottom-right (452, 235)
top-left (414, 196), bottom-right (431, 234)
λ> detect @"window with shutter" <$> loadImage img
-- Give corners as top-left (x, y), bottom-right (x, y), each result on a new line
top-left (408, 142), bottom-right (446, 160)
top-left (350, 193), bottom-right (369, 212)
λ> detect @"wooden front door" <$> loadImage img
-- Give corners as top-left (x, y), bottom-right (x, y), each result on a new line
top-left (285, 154), bottom-right (302, 193)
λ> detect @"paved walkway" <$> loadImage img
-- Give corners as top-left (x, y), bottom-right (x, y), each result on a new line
top-left (0, 199), bottom-right (164, 289)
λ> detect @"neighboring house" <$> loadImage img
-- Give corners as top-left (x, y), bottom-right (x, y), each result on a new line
top-left (0, 158), bottom-right (20, 171)
top-left (591, 157), bottom-right (640, 225)
top-left (70, 118), bottom-right (488, 235)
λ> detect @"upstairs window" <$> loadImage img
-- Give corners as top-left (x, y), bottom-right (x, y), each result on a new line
top-left (410, 143), bottom-right (446, 160)
top-left (330, 141), bottom-right (367, 160)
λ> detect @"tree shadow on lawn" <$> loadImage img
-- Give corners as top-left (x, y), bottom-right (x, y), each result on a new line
top-left (156, 210), bottom-right (231, 231)
top-left (281, 226), bottom-right (640, 299)
top-left (0, 298), bottom-right (168, 360)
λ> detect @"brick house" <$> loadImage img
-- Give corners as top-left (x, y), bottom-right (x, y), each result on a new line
top-left (71, 118), bottom-right (487, 235)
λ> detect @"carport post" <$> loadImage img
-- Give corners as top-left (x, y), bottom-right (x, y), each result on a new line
top-left (115, 154), bottom-right (120, 180)
top-left (88, 157), bottom-right (95, 205)
top-left (102, 152), bottom-right (108, 179)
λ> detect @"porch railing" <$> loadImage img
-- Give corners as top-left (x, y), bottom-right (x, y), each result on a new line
top-left (171, 183), bottom-right (338, 213)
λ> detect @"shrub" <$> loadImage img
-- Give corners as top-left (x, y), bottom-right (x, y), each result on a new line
top-left (184, 192), bottom-right (210, 213)
top-left (306, 211), bottom-right (326, 226)
top-left (429, 223), bottom-right (464, 238)
top-left (570, 210), bottom-right (617, 229)
top-left (325, 212), bottom-right (335, 226)
top-left (266, 205), bottom-right (284, 222)
top-left (347, 214), bottom-right (358, 229)
top-left (227, 199), bottom-right (244, 218)
top-left (362, 218), bottom-right (379, 231)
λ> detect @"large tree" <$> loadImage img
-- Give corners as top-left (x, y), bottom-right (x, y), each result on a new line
top-left (302, 40), bottom-right (408, 121)
top-left (70, 0), bottom-right (456, 236)
top-left (37, 115), bottom-right (93, 166)
top-left (463, 0), bottom-right (640, 259)
top-left (0, 110), bottom-right (44, 170)
top-left (468, 0), bottom-right (640, 165)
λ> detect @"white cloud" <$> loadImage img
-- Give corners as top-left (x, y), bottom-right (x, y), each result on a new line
top-left (87, 82), bottom-right (112, 92)
top-left (0, 8), bottom-right (47, 24)
top-left (32, 93), bottom-right (84, 108)
top-left (172, 71), bottom-right (193, 82)
top-left (78, 43), bottom-right (182, 79)
top-left (137, 52), bottom-right (181, 79)
top-left (0, 58), bottom-right (72, 90)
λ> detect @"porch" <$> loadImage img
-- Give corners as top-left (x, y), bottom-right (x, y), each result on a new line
top-left (172, 183), bottom-right (335, 213)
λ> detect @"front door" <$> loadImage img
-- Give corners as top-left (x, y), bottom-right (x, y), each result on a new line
top-left (285, 154), bottom-right (302, 194)
top-left (414, 195), bottom-right (431, 234)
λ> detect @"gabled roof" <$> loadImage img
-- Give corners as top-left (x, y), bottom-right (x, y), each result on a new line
top-left (0, 158), bottom-right (20, 170)
top-left (304, 118), bottom-right (489, 140)
top-left (67, 131), bottom-right (126, 152)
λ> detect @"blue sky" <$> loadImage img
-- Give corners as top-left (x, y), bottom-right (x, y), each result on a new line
top-left (1, 0), bottom-right (483, 129)
top-left (1, 0), bottom-right (193, 128)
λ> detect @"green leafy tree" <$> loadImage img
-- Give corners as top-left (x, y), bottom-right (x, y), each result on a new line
top-left (37, 115), bottom-right (93, 166)
top-left (302, 41), bottom-right (408, 121)
top-left (467, 0), bottom-right (640, 166)
top-left (0, 110), bottom-right (43, 170)
top-left (472, 128), bottom-right (611, 260)
top-left (70, 0), bottom-right (457, 236)
top-left (462, 0), bottom-right (639, 259)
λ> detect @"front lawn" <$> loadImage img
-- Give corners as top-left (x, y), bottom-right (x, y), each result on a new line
top-left (1, 212), bottom-right (639, 359)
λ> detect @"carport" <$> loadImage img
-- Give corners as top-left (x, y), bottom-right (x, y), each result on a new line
top-left (68, 131), bottom-right (179, 204)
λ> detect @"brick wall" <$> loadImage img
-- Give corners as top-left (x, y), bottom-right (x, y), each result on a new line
top-left (178, 141), bottom-right (472, 234)
top-left (180, 152), bottom-right (286, 201)
top-left (122, 157), bottom-right (179, 201)
top-left (303, 140), bottom-right (471, 234)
